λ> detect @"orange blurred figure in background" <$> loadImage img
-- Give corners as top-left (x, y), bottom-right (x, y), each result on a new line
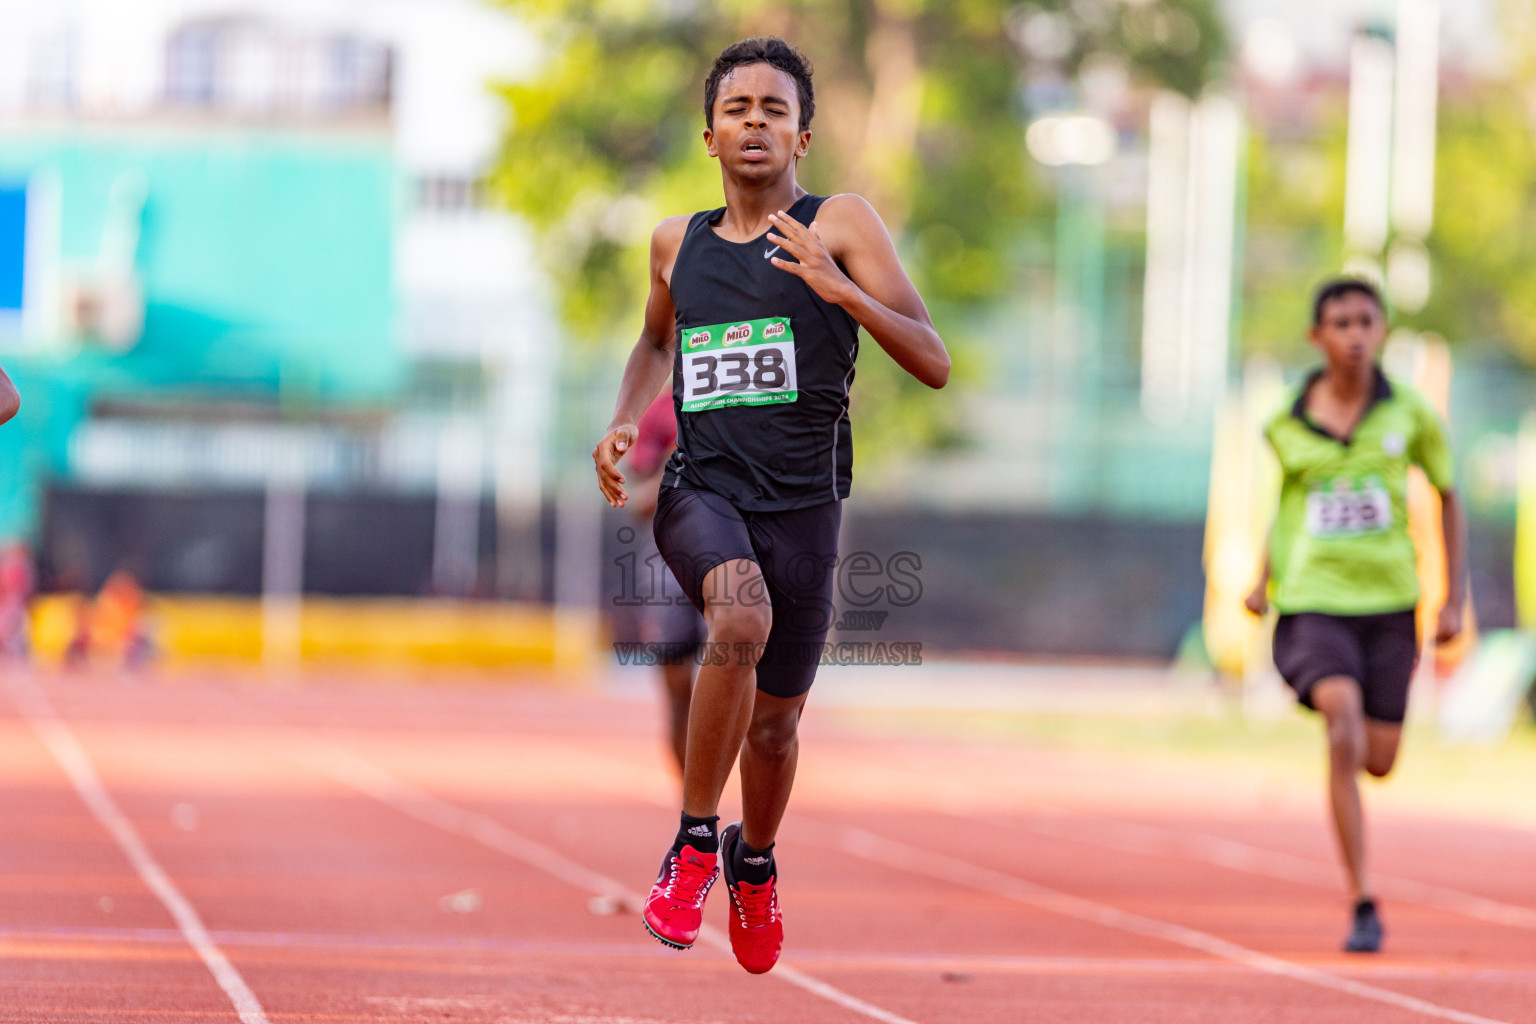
top-left (65, 570), bottom-right (156, 671)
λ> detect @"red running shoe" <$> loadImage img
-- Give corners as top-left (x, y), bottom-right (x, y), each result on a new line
top-left (642, 844), bottom-right (719, 950)
top-left (720, 822), bottom-right (783, 974)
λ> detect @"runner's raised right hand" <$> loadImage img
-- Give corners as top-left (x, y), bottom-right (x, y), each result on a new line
top-left (593, 424), bottom-right (639, 508)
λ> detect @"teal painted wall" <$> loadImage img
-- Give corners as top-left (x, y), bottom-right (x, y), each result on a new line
top-left (0, 126), bottom-right (400, 539)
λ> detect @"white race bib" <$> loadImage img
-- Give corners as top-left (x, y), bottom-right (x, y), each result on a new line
top-left (679, 316), bottom-right (798, 412)
top-left (1305, 482), bottom-right (1392, 537)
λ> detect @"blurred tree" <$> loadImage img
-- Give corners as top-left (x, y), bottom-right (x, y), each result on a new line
top-left (1241, 2), bottom-right (1536, 367)
top-left (1421, 86), bottom-right (1536, 362)
top-left (490, 0), bottom-right (1226, 455)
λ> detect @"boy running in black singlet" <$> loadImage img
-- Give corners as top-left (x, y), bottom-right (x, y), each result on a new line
top-left (592, 37), bottom-right (949, 974)
top-left (1246, 278), bottom-right (1466, 953)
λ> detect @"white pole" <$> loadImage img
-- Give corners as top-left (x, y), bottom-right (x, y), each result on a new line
top-left (488, 337), bottom-right (550, 601)
top-left (261, 437), bottom-right (306, 668)
top-left (1343, 34), bottom-right (1396, 261)
top-left (432, 417), bottom-right (483, 597)
top-left (1387, 0), bottom-right (1441, 312)
top-left (1190, 94), bottom-right (1242, 414)
top-left (1392, 0), bottom-right (1440, 239)
top-left (552, 472), bottom-right (602, 673)
top-left (1141, 90), bottom-right (1192, 425)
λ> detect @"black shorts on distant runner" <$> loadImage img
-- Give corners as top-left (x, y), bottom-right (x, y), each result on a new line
top-left (633, 528), bottom-right (707, 665)
top-left (1271, 609), bottom-right (1419, 724)
top-left (653, 484), bottom-right (840, 699)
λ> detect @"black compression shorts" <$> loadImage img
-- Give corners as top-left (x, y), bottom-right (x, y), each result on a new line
top-left (1272, 609), bottom-right (1420, 724)
top-left (652, 485), bottom-right (840, 699)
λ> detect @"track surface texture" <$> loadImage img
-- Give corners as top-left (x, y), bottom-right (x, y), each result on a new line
top-left (1, 665), bottom-right (1533, 1024)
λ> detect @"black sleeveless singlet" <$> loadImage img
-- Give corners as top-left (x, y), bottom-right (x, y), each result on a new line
top-left (661, 193), bottom-right (860, 511)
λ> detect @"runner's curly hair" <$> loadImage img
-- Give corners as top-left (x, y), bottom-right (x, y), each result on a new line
top-left (704, 37), bottom-right (815, 133)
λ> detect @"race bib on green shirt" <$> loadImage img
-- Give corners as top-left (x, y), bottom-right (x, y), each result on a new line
top-left (1305, 479), bottom-right (1392, 537)
top-left (679, 316), bottom-right (798, 412)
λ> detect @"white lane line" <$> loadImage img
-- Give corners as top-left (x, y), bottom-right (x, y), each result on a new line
top-left (291, 736), bottom-right (923, 1024)
top-left (831, 825), bottom-right (1513, 1024)
top-left (1011, 813), bottom-right (1536, 932)
top-left (7, 923), bottom-right (1536, 984)
top-left (4, 676), bottom-right (270, 1024)
top-left (480, 736), bottom-right (1519, 1023)
top-left (837, 750), bottom-right (1536, 933)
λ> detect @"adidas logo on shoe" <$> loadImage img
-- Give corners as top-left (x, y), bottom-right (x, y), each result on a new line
top-left (744, 855), bottom-right (770, 865)
top-left (687, 824), bottom-right (713, 837)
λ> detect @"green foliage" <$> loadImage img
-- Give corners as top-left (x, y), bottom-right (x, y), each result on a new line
top-left (489, 0), bottom-right (1227, 457)
top-left (1013, 0), bottom-right (1226, 99)
top-left (1420, 87), bottom-right (1536, 360)
top-left (1240, 68), bottom-right (1536, 370)
top-left (1410, 4), bottom-right (1536, 363)
top-left (1239, 0), bottom-right (1536, 370)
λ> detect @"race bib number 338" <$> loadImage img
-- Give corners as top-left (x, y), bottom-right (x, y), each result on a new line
top-left (680, 316), bottom-right (797, 412)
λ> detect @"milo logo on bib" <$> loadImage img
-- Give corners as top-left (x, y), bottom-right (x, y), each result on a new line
top-left (679, 316), bottom-right (798, 412)
top-left (1305, 476), bottom-right (1392, 537)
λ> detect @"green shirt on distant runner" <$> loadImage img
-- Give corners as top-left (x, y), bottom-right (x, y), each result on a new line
top-left (1263, 368), bottom-right (1454, 616)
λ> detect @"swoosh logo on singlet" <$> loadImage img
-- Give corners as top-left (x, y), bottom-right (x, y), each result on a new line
top-left (764, 246), bottom-right (779, 259)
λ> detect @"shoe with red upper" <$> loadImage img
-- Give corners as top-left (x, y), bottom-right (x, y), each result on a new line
top-left (642, 843), bottom-right (719, 949)
top-left (720, 822), bottom-right (783, 974)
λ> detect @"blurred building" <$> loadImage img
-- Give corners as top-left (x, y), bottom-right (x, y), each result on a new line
top-left (1, 0), bottom-right (1523, 660)
top-left (0, 0), bottom-right (555, 600)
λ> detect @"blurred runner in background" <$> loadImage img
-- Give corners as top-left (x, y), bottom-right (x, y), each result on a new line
top-left (0, 367), bottom-right (23, 659)
top-left (628, 390), bottom-right (707, 774)
top-left (65, 569), bottom-right (156, 671)
top-left (1246, 278), bottom-right (1466, 955)
top-left (95, 569), bottom-right (156, 670)
top-left (0, 542), bottom-right (34, 662)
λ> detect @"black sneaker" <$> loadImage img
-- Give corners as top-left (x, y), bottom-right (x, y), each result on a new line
top-left (1343, 898), bottom-right (1383, 953)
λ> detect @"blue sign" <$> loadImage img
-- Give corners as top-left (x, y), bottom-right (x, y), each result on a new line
top-left (0, 186), bottom-right (24, 312)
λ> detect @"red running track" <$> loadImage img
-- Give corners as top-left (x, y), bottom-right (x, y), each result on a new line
top-left (1, 669), bottom-right (1533, 1024)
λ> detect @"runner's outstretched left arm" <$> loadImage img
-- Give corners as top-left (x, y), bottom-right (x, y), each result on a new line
top-left (593, 216), bottom-right (689, 508)
top-left (766, 197), bottom-right (949, 388)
